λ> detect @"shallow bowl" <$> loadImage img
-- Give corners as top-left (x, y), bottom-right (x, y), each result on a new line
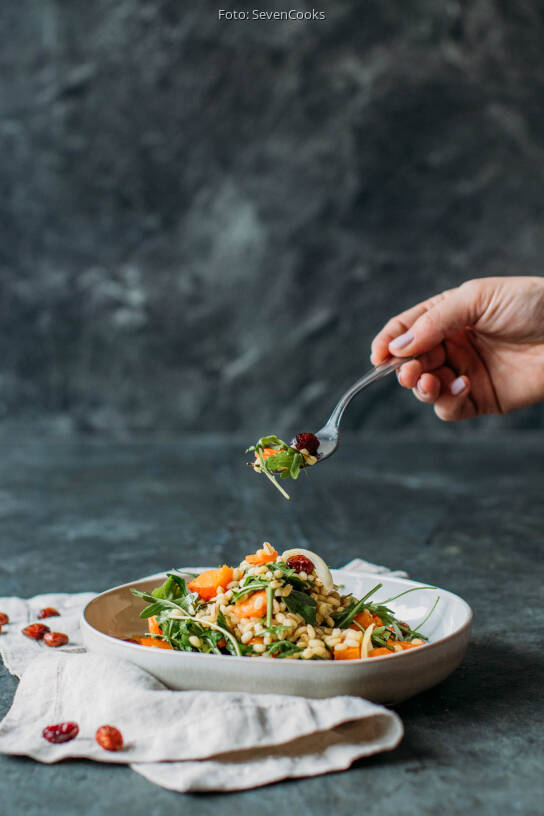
top-left (81, 568), bottom-right (472, 704)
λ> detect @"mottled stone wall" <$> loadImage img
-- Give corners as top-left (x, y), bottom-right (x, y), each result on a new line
top-left (1, 0), bottom-right (544, 435)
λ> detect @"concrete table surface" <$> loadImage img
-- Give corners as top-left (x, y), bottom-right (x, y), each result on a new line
top-left (0, 432), bottom-right (542, 815)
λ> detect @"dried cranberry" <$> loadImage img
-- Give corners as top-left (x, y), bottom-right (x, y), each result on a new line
top-left (286, 554), bottom-right (315, 574)
top-left (22, 623), bottom-right (50, 640)
top-left (95, 725), bottom-right (123, 751)
top-left (38, 607), bottom-right (60, 619)
top-left (0, 612), bottom-right (9, 626)
top-left (43, 632), bottom-right (68, 647)
top-left (292, 433), bottom-right (320, 456)
top-left (42, 722), bottom-right (79, 744)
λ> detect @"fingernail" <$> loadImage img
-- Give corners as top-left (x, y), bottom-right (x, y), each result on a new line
top-left (417, 380), bottom-right (427, 396)
top-left (450, 377), bottom-right (466, 396)
top-left (390, 331), bottom-right (414, 350)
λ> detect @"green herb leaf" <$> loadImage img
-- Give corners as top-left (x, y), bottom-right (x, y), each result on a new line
top-left (412, 596), bottom-right (440, 635)
top-left (284, 589), bottom-right (317, 625)
top-left (165, 573), bottom-right (189, 594)
top-left (255, 624), bottom-right (291, 638)
top-left (333, 583), bottom-right (382, 629)
top-left (230, 579), bottom-right (270, 603)
top-left (379, 585), bottom-right (436, 605)
top-left (265, 640), bottom-right (303, 658)
top-left (266, 584), bottom-right (274, 628)
top-left (289, 452), bottom-right (303, 480)
top-left (265, 451), bottom-right (294, 472)
top-left (247, 435), bottom-right (314, 500)
top-left (273, 562), bottom-right (311, 590)
top-left (138, 602), bottom-right (165, 619)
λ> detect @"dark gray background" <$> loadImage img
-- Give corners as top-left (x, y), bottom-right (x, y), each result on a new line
top-left (1, 0), bottom-right (544, 437)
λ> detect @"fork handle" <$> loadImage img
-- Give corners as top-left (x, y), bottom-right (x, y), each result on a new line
top-left (326, 356), bottom-right (415, 429)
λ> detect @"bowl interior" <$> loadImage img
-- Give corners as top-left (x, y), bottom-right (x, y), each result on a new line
top-left (83, 567), bottom-right (470, 647)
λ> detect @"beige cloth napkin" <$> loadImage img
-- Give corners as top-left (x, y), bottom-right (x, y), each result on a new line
top-left (0, 559), bottom-right (404, 792)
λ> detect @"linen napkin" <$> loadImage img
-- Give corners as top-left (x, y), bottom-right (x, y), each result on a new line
top-left (0, 559), bottom-right (405, 792)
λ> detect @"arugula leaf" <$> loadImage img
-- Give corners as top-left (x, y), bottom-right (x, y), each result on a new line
top-left (333, 584), bottom-right (383, 629)
top-left (266, 584), bottom-right (274, 628)
top-left (255, 448), bottom-right (291, 500)
top-left (137, 601), bottom-right (166, 619)
top-left (273, 562), bottom-right (311, 590)
top-left (165, 573), bottom-right (200, 614)
top-left (254, 623), bottom-right (291, 638)
top-left (289, 452), bottom-right (304, 480)
top-left (230, 579), bottom-right (270, 603)
top-left (131, 588), bottom-right (166, 604)
top-left (151, 576), bottom-right (178, 600)
top-left (214, 610), bottom-right (254, 656)
top-left (284, 589), bottom-right (317, 625)
top-left (265, 640), bottom-right (303, 658)
top-left (264, 451), bottom-right (294, 472)
top-left (412, 596), bottom-right (440, 636)
top-left (247, 435), bottom-right (290, 451)
top-left (369, 625), bottom-right (395, 649)
top-left (247, 435), bottom-right (316, 500)
top-left (165, 573), bottom-right (188, 594)
top-left (130, 588), bottom-right (200, 625)
top-left (380, 585), bottom-right (437, 604)
top-left (216, 610), bottom-right (229, 631)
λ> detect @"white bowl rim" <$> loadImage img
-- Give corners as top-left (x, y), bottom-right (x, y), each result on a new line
top-left (81, 567), bottom-right (473, 666)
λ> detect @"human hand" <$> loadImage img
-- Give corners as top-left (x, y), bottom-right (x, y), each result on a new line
top-left (370, 277), bottom-right (544, 421)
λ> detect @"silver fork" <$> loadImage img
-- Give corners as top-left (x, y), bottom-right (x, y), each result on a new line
top-left (314, 356), bottom-right (414, 462)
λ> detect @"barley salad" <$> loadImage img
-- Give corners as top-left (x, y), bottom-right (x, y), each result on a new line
top-left (130, 544), bottom-right (438, 660)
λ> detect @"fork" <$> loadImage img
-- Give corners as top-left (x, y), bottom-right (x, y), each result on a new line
top-left (314, 356), bottom-right (415, 463)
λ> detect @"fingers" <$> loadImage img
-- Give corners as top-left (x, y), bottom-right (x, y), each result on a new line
top-left (371, 281), bottom-right (485, 363)
top-left (396, 345), bottom-right (447, 388)
top-left (408, 365), bottom-right (473, 421)
top-left (433, 373), bottom-right (473, 421)
top-left (411, 372), bottom-right (442, 403)
top-left (370, 301), bottom-right (431, 365)
top-left (371, 316), bottom-right (411, 366)
top-left (425, 338), bottom-right (476, 420)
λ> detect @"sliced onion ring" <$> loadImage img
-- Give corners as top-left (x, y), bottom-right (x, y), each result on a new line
top-left (280, 548), bottom-right (333, 591)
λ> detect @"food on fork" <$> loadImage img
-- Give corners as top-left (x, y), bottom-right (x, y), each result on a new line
top-left (130, 544), bottom-right (437, 660)
top-left (246, 434), bottom-right (320, 499)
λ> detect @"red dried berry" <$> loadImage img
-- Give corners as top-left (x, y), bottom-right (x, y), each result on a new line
top-left (0, 612), bottom-right (9, 626)
top-left (43, 631), bottom-right (68, 648)
top-left (42, 722), bottom-right (79, 744)
top-left (22, 623), bottom-right (50, 640)
top-left (95, 725), bottom-right (123, 752)
top-left (38, 607), bottom-right (60, 619)
top-left (286, 554), bottom-right (315, 574)
top-left (292, 432), bottom-right (320, 456)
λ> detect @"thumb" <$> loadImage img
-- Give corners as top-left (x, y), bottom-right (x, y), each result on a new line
top-left (388, 282), bottom-right (483, 357)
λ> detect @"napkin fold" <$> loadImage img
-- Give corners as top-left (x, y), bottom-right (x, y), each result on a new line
top-left (0, 560), bottom-right (405, 792)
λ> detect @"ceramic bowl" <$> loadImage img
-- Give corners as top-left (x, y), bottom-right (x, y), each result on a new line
top-left (81, 568), bottom-right (472, 704)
